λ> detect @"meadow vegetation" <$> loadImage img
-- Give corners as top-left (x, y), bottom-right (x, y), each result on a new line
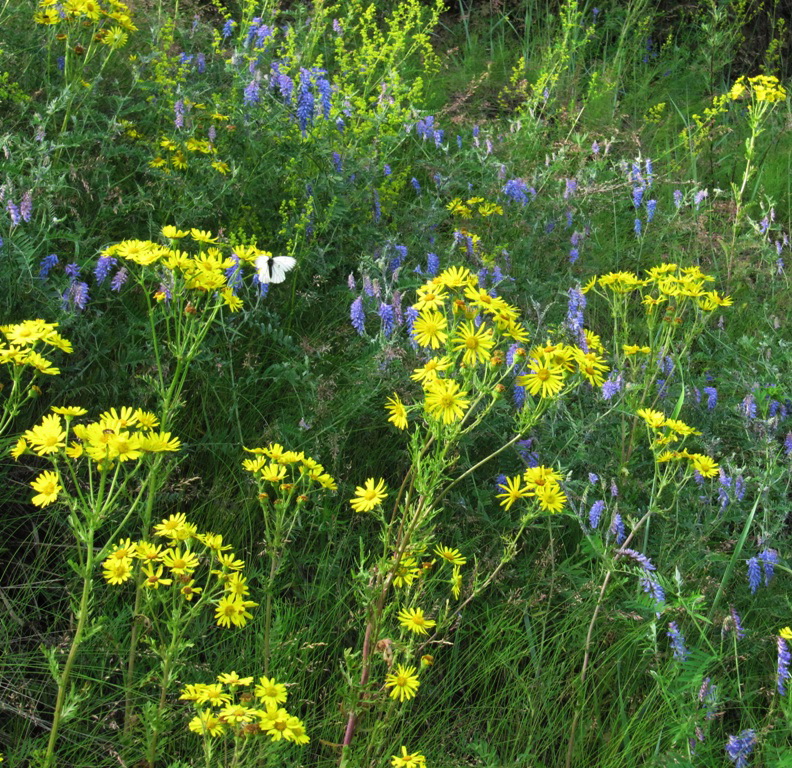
top-left (0, 0), bottom-right (791, 766)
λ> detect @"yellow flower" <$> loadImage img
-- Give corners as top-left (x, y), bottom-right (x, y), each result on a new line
top-left (24, 414), bottom-right (67, 455)
top-left (141, 564), bottom-right (172, 589)
top-left (190, 228), bottom-right (218, 244)
top-left (215, 552), bottom-right (245, 570)
top-left (397, 607), bottom-right (436, 635)
top-left (221, 289), bottom-right (243, 312)
top-left (664, 418), bottom-right (701, 436)
top-left (218, 704), bottom-right (256, 724)
top-left (391, 746), bottom-right (427, 768)
top-left (516, 354), bottom-right (564, 398)
top-left (180, 581), bottom-right (202, 600)
top-left (51, 405), bottom-right (88, 418)
top-left (452, 321), bottom-right (494, 366)
top-left (535, 483), bottom-right (566, 513)
top-left (392, 556), bottom-right (421, 588)
top-left (161, 547), bottom-right (200, 574)
top-left (523, 465), bottom-right (564, 490)
top-left (412, 285), bottom-right (448, 311)
top-left (188, 710), bottom-right (225, 737)
top-left (102, 556), bottom-right (134, 585)
top-left (438, 266), bottom-right (474, 288)
top-left (139, 431), bottom-right (181, 452)
top-left (637, 408), bottom-right (666, 429)
top-left (350, 478), bottom-right (388, 513)
top-left (161, 225), bottom-right (188, 239)
top-left (689, 454), bottom-right (719, 478)
top-left (254, 676), bottom-right (288, 706)
top-left (217, 671), bottom-right (254, 687)
top-left (10, 437), bottom-right (28, 459)
top-left (780, 627), bottom-right (792, 641)
top-left (385, 394), bottom-right (408, 430)
top-left (30, 470), bottom-right (61, 507)
top-left (384, 664), bottom-right (420, 702)
top-left (451, 566), bottom-right (462, 599)
top-left (212, 160), bottom-right (230, 174)
top-left (424, 379), bottom-right (469, 424)
top-left (410, 356), bottom-right (452, 384)
top-left (215, 595), bottom-right (256, 628)
top-left (153, 513), bottom-right (188, 539)
top-left (433, 545), bottom-right (466, 565)
top-left (496, 475), bottom-right (532, 510)
top-left (412, 310), bottom-right (448, 349)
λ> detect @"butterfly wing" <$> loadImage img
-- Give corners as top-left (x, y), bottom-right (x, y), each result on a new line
top-left (254, 254), bottom-right (272, 283)
top-left (267, 256), bottom-right (297, 284)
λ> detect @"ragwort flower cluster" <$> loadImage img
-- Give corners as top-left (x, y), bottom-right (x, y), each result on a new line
top-left (13, 405), bottom-right (180, 507)
top-left (102, 514), bottom-right (257, 629)
top-left (180, 673), bottom-right (309, 744)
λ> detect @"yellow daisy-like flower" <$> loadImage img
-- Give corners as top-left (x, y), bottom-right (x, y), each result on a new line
top-left (254, 676), bottom-right (288, 706)
top-left (10, 437), bottom-right (27, 459)
top-left (217, 671), bottom-right (254, 687)
top-left (637, 408), bottom-right (666, 429)
top-left (397, 607), bottom-right (436, 635)
top-left (161, 225), bottom-right (188, 239)
top-left (433, 545), bottom-right (466, 565)
top-left (190, 228), bottom-right (218, 244)
top-left (391, 746), bottom-right (427, 768)
top-left (412, 310), bottom-right (448, 349)
top-left (438, 265), bottom-right (474, 288)
top-left (412, 285), bottom-right (448, 312)
top-left (384, 664), bottom-right (421, 702)
top-left (260, 462), bottom-right (287, 483)
top-left (180, 581), bottom-right (202, 601)
top-left (51, 405), bottom-right (88, 418)
top-left (523, 465), bottom-right (564, 490)
top-left (215, 552), bottom-right (245, 570)
top-left (218, 704), bottom-right (255, 724)
top-left (535, 483), bottom-right (567, 513)
top-left (102, 556), bottom-right (134, 585)
top-left (495, 475), bottom-right (532, 510)
top-left (385, 394), bottom-right (408, 430)
top-left (141, 564), bottom-right (172, 589)
top-left (664, 418), bottom-right (701, 436)
top-left (153, 513), bottom-right (188, 539)
top-left (215, 595), bottom-right (256, 628)
top-left (424, 379), bottom-right (469, 425)
top-left (451, 566), bottom-right (462, 599)
top-left (161, 547), bottom-right (200, 575)
top-left (516, 354), bottom-right (565, 399)
top-left (452, 320), bottom-right (494, 367)
top-left (349, 478), bottom-right (388, 513)
top-left (392, 556), bottom-right (422, 588)
top-left (410, 356), bottom-right (452, 384)
top-left (24, 414), bottom-right (67, 455)
top-left (188, 710), bottom-right (225, 737)
top-left (30, 470), bottom-right (62, 507)
top-left (689, 454), bottom-right (719, 478)
top-left (283, 715), bottom-right (309, 744)
top-left (780, 627), bottom-right (792, 641)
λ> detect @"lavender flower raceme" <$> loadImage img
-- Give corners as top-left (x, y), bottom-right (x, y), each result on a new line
top-left (221, 19), bottom-right (235, 38)
top-left (610, 513), bottom-right (626, 545)
top-left (501, 179), bottom-right (532, 206)
top-left (704, 386), bottom-right (718, 410)
top-left (673, 189), bottom-right (683, 208)
top-left (747, 557), bottom-right (761, 594)
top-left (589, 500), bottom-right (605, 529)
top-left (785, 432), bottom-right (792, 456)
top-left (378, 302), bottom-right (394, 337)
top-left (20, 191), bottom-right (32, 222)
top-left (729, 606), bottom-right (746, 639)
top-left (646, 199), bottom-right (657, 222)
top-left (667, 621), bottom-right (690, 661)
top-left (759, 548), bottom-right (778, 585)
top-left (174, 99), bottom-right (185, 129)
top-left (632, 186), bottom-right (644, 208)
top-left (7, 201), bottom-right (20, 226)
top-left (426, 252), bottom-right (439, 276)
top-left (350, 296), bottom-right (365, 335)
top-left (601, 373), bottom-right (622, 401)
top-left (641, 577), bottom-right (665, 605)
top-left (617, 548), bottom-right (656, 571)
top-left (94, 255), bottom-right (117, 284)
top-left (588, 473), bottom-right (599, 484)
top-left (777, 635), bottom-right (791, 695)
top-left (315, 77), bottom-right (333, 118)
top-left (296, 70), bottom-right (315, 134)
top-left (410, 177), bottom-right (421, 193)
top-left (741, 393), bottom-right (757, 419)
top-left (39, 253), bottom-right (59, 280)
top-left (110, 267), bottom-right (128, 291)
top-left (725, 730), bottom-right (756, 768)
top-left (243, 79), bottom-right (260, 105)
top-left (634, 218), bottom-right (642, 236)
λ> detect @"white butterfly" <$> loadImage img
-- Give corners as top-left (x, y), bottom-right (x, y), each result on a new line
top-left (255, 254), bottom-right (297, 284)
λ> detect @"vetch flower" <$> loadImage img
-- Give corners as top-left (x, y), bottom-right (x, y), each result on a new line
top-left (667, 621), bottom-right (690, 661)
top-left (725, 730), bottom-right (756, 768)
top-left (589, 500), bottom-right (605, 528)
